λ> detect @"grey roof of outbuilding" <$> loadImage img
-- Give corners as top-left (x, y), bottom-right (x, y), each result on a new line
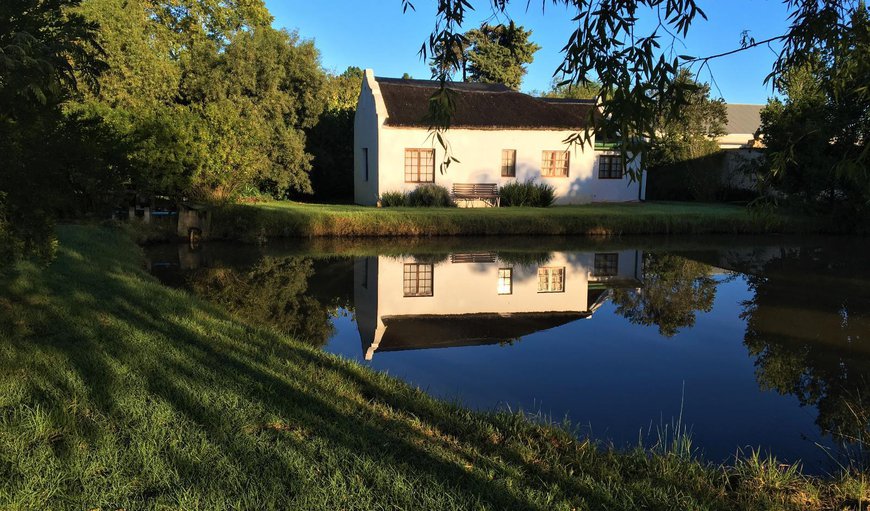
top-left (375, 77), bottom-right (598, 130)
top-left (725, 104), bottom-right (764, 135)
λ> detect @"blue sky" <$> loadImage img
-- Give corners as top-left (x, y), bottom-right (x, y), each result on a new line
top-left (267, 0), bottom-right (791, 104)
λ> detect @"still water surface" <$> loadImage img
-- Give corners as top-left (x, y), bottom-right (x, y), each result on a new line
top-left (145, 236), bottom-right (870, 473)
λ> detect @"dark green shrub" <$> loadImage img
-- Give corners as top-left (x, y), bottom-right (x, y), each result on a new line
top-left (499, 179), bottom-right (556, 207)
top-left (379, 191), bottom-right (407, 207)
top-left (406, 184), bottom-right (455, 207)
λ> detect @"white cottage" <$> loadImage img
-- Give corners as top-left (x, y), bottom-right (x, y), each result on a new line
top-left (354, 70), bottom-right (645, 206)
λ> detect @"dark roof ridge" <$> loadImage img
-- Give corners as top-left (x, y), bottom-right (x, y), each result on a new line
top-left (540, 97), bottom-right (598, 105)
top-left (375, 76), bottom-right (513, 93)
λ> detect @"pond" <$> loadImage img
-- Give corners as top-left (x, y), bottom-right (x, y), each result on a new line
top-left (145, 235), bottom-right (870, 473)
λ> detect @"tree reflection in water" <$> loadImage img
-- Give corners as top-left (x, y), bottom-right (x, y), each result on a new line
top-left (611, 253), bottom-right (718, 337)
top-left (184, 256), bottom-right (353, 348)
top-left (738, 245), bottom-right (870, 453)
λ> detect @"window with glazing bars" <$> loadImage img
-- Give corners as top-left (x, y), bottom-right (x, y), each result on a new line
top-left (593, 253), bottom-right (619, 276)
top-left (537, 267), bottom-right (565, 293)
top-left (403, 263), bottom-right (433, 297)
top-left (501, 149), bottom-right (517, 177)
top-left (541, 151), bottom-right (569, 177)
top-left (598, 155), bottom-right (623, 179)
top-left (404, 148), bottom-right (435, 183)
top-left (497, 268), bottom-right (513, 295)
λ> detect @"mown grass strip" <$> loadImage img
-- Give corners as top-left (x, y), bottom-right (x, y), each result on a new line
top-left (209, 201), bottom-right (819, 241)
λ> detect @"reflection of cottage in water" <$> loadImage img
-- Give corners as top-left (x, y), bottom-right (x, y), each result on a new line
top-left (354, 251), bottom-right (642, 360)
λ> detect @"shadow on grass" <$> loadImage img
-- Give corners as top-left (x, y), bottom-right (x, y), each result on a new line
top-left (0, 226), bottom-right (624, 509)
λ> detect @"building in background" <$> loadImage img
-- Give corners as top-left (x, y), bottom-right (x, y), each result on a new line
top-left (718, 104), bottom-right (765, 150)
top-left (717, 104), bottom-right (766, 192)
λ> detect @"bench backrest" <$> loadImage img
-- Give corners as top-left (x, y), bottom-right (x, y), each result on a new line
top-left (452, 183), bottom-right (498, 196)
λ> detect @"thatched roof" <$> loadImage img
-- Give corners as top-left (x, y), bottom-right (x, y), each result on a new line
top-left (375, 77), bottom-right (598, 130)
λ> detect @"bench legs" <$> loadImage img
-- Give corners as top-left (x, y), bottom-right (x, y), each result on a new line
top-left (454, 196), bottom-right (500, 208)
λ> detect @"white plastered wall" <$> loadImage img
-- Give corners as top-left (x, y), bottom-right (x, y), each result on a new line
top-left (353, 70), bottom-right (383, 205)
top-left (377, 127), bottom-right (644, 204)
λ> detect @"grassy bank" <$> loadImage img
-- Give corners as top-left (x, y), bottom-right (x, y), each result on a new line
top-left (210, 201), bottom-right (813, 241)
top-left (1, 226), bottom-right (867, 510)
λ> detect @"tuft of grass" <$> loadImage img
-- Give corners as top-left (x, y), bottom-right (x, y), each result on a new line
top-left (832, 471), bottom-right (870, 508)
top-left (649, 417), bottom-right (695, 462)
top-left (733, 450), bottom-right (806, 494)
top-left (730, 449), bottom-right (821, 509)
top-left (209, 201), bottom-right (823, 241)
top-left (0, 225), bottom-right (867, 510)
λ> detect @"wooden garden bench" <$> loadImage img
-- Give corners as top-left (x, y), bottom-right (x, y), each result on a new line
top-left (452, 183), bottom-right (500, 207)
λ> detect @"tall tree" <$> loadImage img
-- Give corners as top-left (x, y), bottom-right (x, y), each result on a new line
top-left (180, 27), bottom-right (326, 199)
top-left (73, 0), bottom-right (179, 110)
top-left (540, 79), bottom-right (601, 101)
top-left (760, 3), bottom-right (870, 215)
top-left (647, 69), bottom-right (727, 168)
top-left (322, 66), bottom-right (364, 111)
top-left (0, 0), bottom-right (112, 262)
top-left (74, 0), bottom-right (326, 201)
top-left (72, 0), bottom-right (191, 198)
top-left (150, 0), bottom-right (272, 45)
top-left (429, 21), bottom-right (539, 89)
top-left (464, 22), bottom-right (539, 89)
top-left (304, 67), bottom-right (363, 202)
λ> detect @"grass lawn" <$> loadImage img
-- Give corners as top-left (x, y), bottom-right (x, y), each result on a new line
top-left (1, 225), bottom-right (867, 509)
top-left (209, 201), bottom-right (814, 240)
